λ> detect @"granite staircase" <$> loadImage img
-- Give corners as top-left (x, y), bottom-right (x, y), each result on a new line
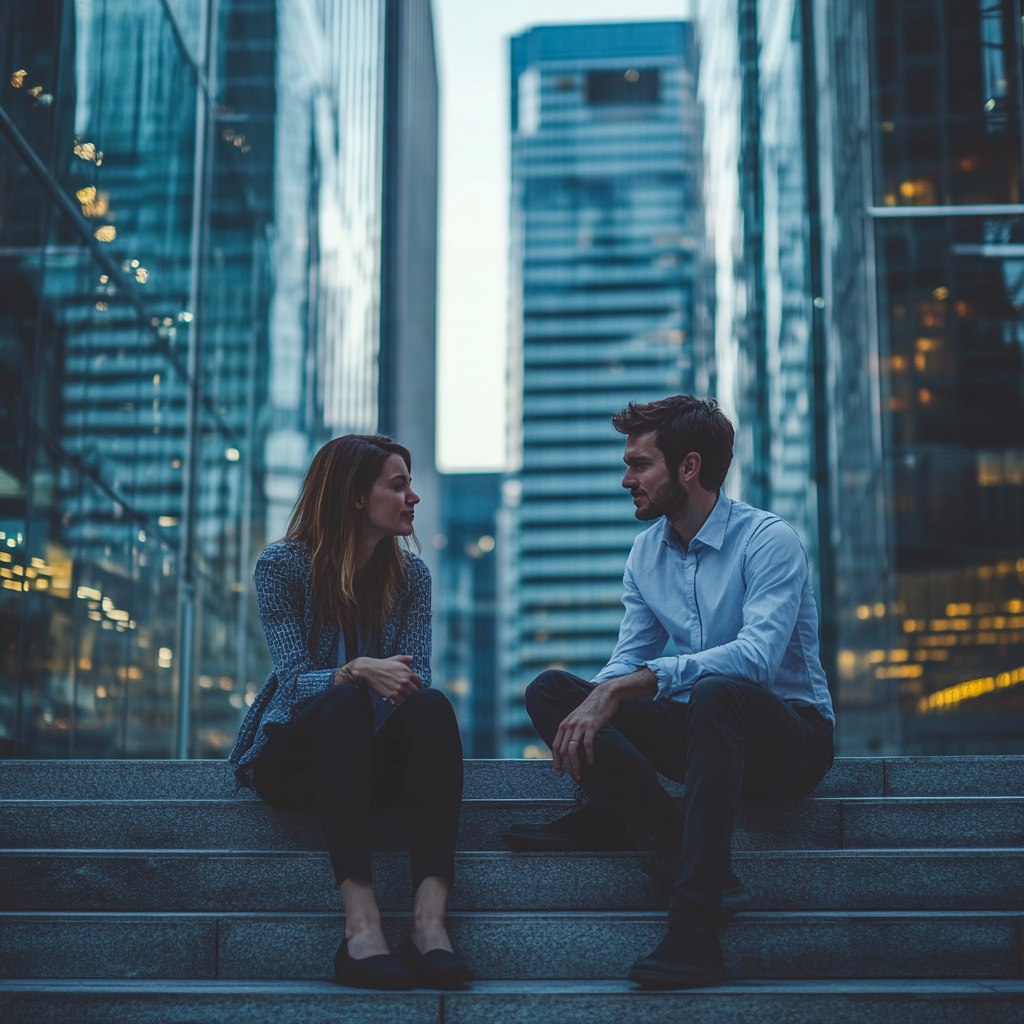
top-left (0, 755), bottom-right (1022, 1022)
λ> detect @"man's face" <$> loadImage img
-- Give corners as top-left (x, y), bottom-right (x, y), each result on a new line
top-left (621, 432), bottom-right (688, 521)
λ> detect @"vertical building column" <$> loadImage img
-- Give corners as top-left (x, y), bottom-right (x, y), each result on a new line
top-left (379, 0), bottom-right (441, 578)
top-left (176, 0), bottom-right (218, 760)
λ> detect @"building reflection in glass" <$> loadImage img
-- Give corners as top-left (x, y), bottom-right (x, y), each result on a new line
top-left (0, 0), bottom-right (439, 759)
top-left (699, 0), bottom-right (1024, 753)
top-left (870, 0), bottom-right (1024, 752)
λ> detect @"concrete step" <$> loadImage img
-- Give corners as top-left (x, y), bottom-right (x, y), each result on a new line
top-left (0, 798), bottom-right (570, 853)
top-left (0, 978), bottom-right (1021, 1024)
top-left (2, 910), bottom-right (1020, 981)
top-left (2, 755), bottom-right (1021, 801)
top-left (2, 796), bottom-right (1020, 851)
top-left (3, 848), bottom-right (1021, 912)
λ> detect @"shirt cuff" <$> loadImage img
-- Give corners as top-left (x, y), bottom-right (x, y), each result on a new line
top-left (590, 662), bottom-right (635, 685)
top-left (646, 658), bottom-right (685, 701)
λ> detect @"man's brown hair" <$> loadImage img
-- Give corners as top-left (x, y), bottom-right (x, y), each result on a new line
top-left (612, 395), bottom-right (735, 490)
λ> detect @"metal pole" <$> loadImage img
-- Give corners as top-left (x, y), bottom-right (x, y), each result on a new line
top-left (234, 230), bottom-right (264, 700)
top-left (176, 0), bottom-right (217, 759)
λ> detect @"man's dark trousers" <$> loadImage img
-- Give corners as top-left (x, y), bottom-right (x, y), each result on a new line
top-left (525, 671), bottom-right (834, 925)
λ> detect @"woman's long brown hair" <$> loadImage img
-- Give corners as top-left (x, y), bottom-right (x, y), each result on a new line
top-left (283, 434), bottom-right (414, 637)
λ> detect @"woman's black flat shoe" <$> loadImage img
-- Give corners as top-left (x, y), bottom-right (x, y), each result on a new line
top-left (334, 939), bottom-right (414, 990)
top-left (399, 934), bottom-right (475, 990)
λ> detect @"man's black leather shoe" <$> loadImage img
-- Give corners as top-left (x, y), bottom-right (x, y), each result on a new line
top-left (501, 803), bottom-right (637, 852)
top-left (628, 920), bottom-right (726, 989)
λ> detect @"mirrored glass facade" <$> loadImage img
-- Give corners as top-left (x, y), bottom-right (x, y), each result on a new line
top-left (0, 0), bottom-right (439, 759)
top-left (698, 0), bottom-right (1024, 753)
top-left (870, 0), bottom-right (1024, 752)
top-left (500, 23), bottom-right (701, 757)
top-left (437, 472), bottom-right (500, 758)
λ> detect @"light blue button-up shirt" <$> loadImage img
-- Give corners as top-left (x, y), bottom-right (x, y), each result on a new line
top-left (592, 493), bottom-right (835, 725)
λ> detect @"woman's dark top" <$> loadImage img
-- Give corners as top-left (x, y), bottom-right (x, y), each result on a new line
top-left (228, 541), bottom-right (432, 788)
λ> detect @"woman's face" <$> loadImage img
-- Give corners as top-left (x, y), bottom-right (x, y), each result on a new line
top-left (358, 453), bottom-right (419, 538)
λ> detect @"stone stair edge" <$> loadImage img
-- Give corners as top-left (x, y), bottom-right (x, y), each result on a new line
top-left (1, 977), bottom-right (1021, 992)
top-left (3, 755), bottom-right (1022, 801)
top-left (5, 755), bottom-right (1023, 768)
top-left (7, 847), bottom-right (1020, 857)
top-left (2, 977), bottom-right (1022, 1024)
top-left (3, 909), bottom-right (1022, 982)
top-left (4, 847), bottom-right (1021, 913)
top-left (5, 793), bottom-right (1020, 855)
top-left (5, 792), bottom-right (1022, 800)
top-left (3, 908), bottom-right (1020, 920)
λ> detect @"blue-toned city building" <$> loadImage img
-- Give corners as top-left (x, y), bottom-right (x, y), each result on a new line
top-left (0, 0), bottom-right (439, 759)
top-left (696, 0), bottom-right (1024, 754)
top-left (437, 473), bottom-right (501, 757)
top-left (499, 22), bottom-right (702, 757)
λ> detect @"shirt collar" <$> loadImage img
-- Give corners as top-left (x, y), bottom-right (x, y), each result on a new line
top-left (661, 491), bottom-right (731, 552)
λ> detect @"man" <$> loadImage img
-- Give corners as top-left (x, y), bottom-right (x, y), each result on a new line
top-left (502, 395), bottom-right (835, 988)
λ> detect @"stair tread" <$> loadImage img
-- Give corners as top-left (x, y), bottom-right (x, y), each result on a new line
top-left (3, 794), bottom-right (1019, 853)
top-left (9, 845), bottom-right (1019, 855)
top-left (2, 907), bottom-right (1020, 982)
top-left (3, 756), bottom-right (1022, 800)
top-left (4, 908), bottom-right (1016, 918)
top-left (4, 847), bottom-right (1020, 913)
top-left (1, 977), bottom-right (1021, 994)
top-left (4, 794), bottom-right (1019, 803)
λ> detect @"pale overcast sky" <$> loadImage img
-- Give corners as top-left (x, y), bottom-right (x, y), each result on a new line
top-left (433, 0), bottom-right (691, 471)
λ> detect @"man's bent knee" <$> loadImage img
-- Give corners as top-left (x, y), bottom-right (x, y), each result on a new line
top-left (525, 670), bottom-right (583, 715)
top-left (688, 676), bottom-right (744, 714)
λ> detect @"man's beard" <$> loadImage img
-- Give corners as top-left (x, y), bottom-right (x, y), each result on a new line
top-left (634, 477), bottom-right (689, 521)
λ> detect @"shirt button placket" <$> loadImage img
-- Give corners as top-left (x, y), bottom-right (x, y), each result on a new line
top-left (687, 552), bottom-right (700, 653)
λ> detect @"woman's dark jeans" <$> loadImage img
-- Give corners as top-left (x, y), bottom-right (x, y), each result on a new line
top-left (253, 683), bottom-right (463, 892)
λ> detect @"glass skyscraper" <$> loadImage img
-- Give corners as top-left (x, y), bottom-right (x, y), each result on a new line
top-left (697, 0), bottom-right (1024, 754)
top-left (499, 22), bottom-right (702, 757)
top-left (437, 472), bottom-right (501, 758)
top-left (0, 0), bottom-right (439, 760)
top-left (868, 0), bottom-right (1024, 753)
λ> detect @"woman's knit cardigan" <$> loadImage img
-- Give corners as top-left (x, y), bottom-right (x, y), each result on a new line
top-left (228, 541), bottom-right (432, 789)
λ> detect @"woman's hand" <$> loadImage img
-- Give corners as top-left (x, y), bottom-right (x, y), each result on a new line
top-left (335, 655), bottom-right (421, 705)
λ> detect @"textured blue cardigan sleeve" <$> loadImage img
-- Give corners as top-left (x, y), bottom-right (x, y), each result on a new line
top-left (254, 544), bottom-right (338, 705)
top-left (395, 555), bottom-right (432, 687)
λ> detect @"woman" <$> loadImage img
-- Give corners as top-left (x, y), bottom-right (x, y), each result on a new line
top-left (229, 434), bottom-right (473, 991)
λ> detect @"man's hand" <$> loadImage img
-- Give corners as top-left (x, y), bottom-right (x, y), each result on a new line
top-left (551, 667), bottom-right (658, 782)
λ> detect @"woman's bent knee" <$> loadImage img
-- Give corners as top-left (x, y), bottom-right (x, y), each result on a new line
top-left (317, 682), bottom-right (373, 726)
top-left (404, 685), bottom-right (457, 723)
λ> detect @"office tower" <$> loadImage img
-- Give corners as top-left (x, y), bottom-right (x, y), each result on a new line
top-left (695, 0), bottom-right (851, 738)
top-left (437, 473), bottom-right (501, 757)
top-left (863, 0), bottom-right (1024, 752)
top-left (500, 23), bottom-right (702, 757)
top-left (697, 0), bottom-right (1024, 754)
top-left (267, 0), bottom-right (440, 557)
top-left (0, 0), bottom-right (439, 759)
